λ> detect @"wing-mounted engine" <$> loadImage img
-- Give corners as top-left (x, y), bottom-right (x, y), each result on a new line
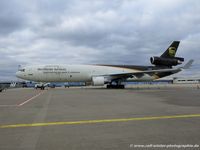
top-left (92, 76), bottom-right (105, 86)
top-left (150, 56), bottom-right (184, 67)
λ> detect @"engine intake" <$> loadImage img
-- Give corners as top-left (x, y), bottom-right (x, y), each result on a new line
top-left (150, 56), bottom-right (184, 66)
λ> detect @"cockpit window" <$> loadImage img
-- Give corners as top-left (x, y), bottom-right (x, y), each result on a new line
top-left (18, 68), bottom-right (25, 72)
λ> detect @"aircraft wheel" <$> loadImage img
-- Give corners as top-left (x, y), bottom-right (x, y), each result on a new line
top-left (118, 85), bottom-right (125, 89)
top-left (106, 85), bottom-right (111, 89)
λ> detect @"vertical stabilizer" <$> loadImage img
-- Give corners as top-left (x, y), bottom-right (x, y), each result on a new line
top-left (161, 41), bottom-right (180, 58)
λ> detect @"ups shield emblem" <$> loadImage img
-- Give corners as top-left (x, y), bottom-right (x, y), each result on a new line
top-left (168, 47), bottom-right (176, 57)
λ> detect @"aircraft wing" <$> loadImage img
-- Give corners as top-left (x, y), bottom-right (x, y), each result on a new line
top-left (0, 81), bottom-right (27, 92)
top-left (102, 59), bottom-right (194, 79)
top-left (104, 68), bottom-right (181, 78)
top-left (0, 82), bottom-right (11, 92)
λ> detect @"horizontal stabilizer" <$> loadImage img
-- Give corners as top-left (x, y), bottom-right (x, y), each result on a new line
top-left (182, 59), bottom-right (194, 69)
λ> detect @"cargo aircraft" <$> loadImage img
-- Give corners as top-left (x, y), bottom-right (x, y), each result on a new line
top-left (16, 41), bottom-right (193, 89)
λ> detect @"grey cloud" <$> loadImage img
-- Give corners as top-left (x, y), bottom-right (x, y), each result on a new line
top-left (0, 54), bottom-right (24, 81)
top-left (0, 0), bottom-right (28, 35)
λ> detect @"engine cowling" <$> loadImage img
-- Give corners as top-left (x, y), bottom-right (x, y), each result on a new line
top-left (92, 77), bottom-right (105, 86)
top-left (150, 56), bottom-right (184, 66)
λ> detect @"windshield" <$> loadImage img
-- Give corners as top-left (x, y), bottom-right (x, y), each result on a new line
top-left (18, 65), bottom-right (26, 72)
top-left (18, 68), bottom-right (25, 72)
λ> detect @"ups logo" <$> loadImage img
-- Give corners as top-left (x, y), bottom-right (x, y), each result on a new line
top-left (168, 47), bottom-right (176, 57)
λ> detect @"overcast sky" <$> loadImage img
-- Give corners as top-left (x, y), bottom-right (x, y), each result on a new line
top-left (0, 0), bottom-right (199, 81)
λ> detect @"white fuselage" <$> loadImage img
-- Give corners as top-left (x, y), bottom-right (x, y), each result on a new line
top-left (16, 64), bottom-right (154, 83)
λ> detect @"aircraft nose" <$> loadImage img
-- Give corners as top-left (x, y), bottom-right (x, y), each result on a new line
top-left (16, 71), bottom-right (22, 78)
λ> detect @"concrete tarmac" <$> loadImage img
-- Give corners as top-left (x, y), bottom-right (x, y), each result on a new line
top-left (0, 85), bottom-right (200, 150)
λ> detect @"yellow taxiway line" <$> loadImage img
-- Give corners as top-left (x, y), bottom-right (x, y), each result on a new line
top-left (1, 114), bottom-right (200, 129)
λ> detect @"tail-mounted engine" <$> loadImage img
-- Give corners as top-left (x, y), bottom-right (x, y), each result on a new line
top-left (150, 56), bottom-right (184, 67)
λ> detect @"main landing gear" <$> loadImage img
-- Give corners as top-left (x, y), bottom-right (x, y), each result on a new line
top-left (40, 86), bottom-right (45, 90)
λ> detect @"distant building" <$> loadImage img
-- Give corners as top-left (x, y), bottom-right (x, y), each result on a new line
top-left (173, 77), bottom-right (200, 84)
top-left (125, 79), bottom-right (173, 85)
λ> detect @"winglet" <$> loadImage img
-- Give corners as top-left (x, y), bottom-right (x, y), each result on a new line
top-left (182, 59), bottom-right (194, 69)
